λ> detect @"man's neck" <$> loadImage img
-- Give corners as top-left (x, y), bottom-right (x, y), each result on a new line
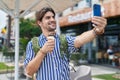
top-left (42, 30), bottom-right (56, 37)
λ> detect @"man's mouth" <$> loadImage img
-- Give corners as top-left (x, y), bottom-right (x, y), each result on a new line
top-left (48, 22), bottom-right (56, 27)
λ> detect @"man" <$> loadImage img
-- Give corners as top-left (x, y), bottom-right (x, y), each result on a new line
top-left (24, 7), bottom-right (107, 80)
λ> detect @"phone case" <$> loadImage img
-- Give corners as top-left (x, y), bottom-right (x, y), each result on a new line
top-left (93, 4), bottom-right (101, 16)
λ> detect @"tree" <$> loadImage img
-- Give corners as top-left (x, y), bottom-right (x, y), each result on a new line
top-left (20, 18), bottom-right (42, 51)
top-left (20, 18), bottom-right (42, 40)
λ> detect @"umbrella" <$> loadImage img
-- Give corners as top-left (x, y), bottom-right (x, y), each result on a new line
top-left (0, 0), bottom-right (80, 80)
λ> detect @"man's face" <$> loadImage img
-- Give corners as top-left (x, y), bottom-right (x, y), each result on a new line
top-left (39, 11), bottom-right (56, 32)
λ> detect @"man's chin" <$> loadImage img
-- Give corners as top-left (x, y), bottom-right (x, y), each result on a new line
top-left (49, 27), bottom-right (56, 31)
top-left (49, 29), bottom-right (56, 32)
top-left (48, 29), bottom-right (56, 36)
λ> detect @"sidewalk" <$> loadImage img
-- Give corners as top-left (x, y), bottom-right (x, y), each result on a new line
top-left (91, 64), bottom-right (119, 80)
top-left (0, 65), bottom-right (119, 80)
top-left (74, 64), bottom-right (119, 80)
top-left (90, 64), bottom-right (118, 76)
top-left (91, 65), bottom-right (120, 80)
top-left (0, 61), bottom-right (119, 80)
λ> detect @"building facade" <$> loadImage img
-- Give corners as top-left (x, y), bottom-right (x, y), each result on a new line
top-left (59, 0), bottom-right (120, 63)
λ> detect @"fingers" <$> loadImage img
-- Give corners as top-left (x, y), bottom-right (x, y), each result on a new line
top-left (47, 40), bottom-right (55, 48)
top-left (47, 36), bottom-right (55, 50)
top-left (91, 16), bottom-right (107, 35)
top-left (47, 36), bottom-right (55, 41)
top-left (42, 37), bottom-right (55, 54)
top-left (92, 16), bottom-right (107, 28)
top-left (46, 41), bottom-right (55, 53)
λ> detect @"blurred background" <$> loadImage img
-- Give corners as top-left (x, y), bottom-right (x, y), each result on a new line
top-left (0, 0), bottom-right (120, 80)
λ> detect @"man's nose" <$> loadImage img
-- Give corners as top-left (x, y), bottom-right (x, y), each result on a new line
top-left (50, 17), bottom-right (55, 21)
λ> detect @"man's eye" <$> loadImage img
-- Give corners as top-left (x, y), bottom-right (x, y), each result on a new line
top-left (46, 17), bottom-right (50, 19)
top-left (53, 16), bottom-right (55, 19)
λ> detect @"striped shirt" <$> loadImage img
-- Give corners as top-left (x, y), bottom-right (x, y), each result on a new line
top-left (24, 34), bottom-right (77, 80)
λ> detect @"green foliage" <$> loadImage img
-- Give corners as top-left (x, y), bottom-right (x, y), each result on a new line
top-left (93, 74), bottom-right (118, 80)
top-left (59, 34), bottom-right (68, 58)
top-left (31, 37), bottom-right (40, 54)
top-left (2, 46), bottom-right (12, 53)
top-left (2, 46), bottom-right (8, 53)
top-left (20, 18), bottom-right (42, 40)
top-left (19, 38), bottom-right (29, 56)
top-left (0, 62), bottom-right (14, 70)
top-left (20, 38), bottom-right (29, 51)
top-left (70, 53), bottom-right (81, 61)
top-left (2, 46), bottom-right (14, 58)
top-left (70, 52), bottom-right (87, 65)
top-left (19, 18), bottom-right (42, 52)
top-left (70, 52), bottom-right (87, 60)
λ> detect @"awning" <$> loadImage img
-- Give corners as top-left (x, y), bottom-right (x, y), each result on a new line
top-left (0, 0), bottom-right (80, 17)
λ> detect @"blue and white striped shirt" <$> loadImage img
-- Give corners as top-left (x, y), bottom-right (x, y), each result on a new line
top-left (24, 34), bottom-right (77, 80)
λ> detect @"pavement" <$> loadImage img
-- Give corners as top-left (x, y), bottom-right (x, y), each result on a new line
top-left (73, 64), bottom-right (119, 80)
top-left (0, 64), bottom-right (119, 80)
top-left (91, 64), bottom-right (119, 76)
top-left (90, 64), bottom-right (119, 80)
top-left (0, 52), bottom-right (120, 80)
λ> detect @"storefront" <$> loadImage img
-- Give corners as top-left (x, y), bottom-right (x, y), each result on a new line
top-left (59, 0), bottom-right (120, 63)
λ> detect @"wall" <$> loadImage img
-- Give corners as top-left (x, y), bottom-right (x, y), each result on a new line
top-left (59, 0), bottom-right (120, 27)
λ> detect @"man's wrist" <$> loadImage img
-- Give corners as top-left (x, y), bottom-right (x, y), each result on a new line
top-left (93, 28), bottom-right (104, 36)
top-left (93, 28), bottom-right (98, 37)
top-left (39, 48), bottom-right (46, 55)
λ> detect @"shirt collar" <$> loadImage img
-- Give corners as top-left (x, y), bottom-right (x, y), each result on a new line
top-left (39, 33), bottom-right (59, 41)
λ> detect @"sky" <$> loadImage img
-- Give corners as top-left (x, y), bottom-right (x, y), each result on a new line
top-left (0, 10), bottom-right (7, 37)
top-left (0, 10), bottom-right (7, 30)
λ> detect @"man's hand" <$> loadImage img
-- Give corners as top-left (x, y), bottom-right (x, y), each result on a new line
top-left (92, 16), bottom-right (107, 35)
top-left (41, 36), bottom-right (55, 54)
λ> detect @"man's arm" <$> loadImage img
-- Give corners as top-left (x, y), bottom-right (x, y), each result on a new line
top-left (74, 29), bottom-right (96, 48)
top-left (25, 49), bottom-right (45, 77)
top-left (74, 16), bottom-right (107, 48)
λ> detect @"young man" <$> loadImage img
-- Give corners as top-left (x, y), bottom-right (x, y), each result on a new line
top-left (24, 7), bottom-right (107, 80)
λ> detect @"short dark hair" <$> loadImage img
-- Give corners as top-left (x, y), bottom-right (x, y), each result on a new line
top-left (35, 7), bottom-right (55, 22)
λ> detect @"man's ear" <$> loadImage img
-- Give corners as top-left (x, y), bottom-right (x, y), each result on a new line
top-left (37, 21), bottom-right (42, 26)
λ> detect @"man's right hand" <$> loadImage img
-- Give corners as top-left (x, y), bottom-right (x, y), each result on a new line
top-left (41, 36), bottom-right (55, 54)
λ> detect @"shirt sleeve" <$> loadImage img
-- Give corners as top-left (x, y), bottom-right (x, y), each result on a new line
top-left (66, 36), bottom-right (78, 54)
top-left (24, 41), bottom-right (35, 68)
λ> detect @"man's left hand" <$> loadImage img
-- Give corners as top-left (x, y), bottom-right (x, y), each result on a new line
top-left (92, 16), bottom-right (107, 35)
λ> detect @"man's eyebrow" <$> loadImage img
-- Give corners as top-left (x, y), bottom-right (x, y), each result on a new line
top-left (45, 15), bottom-right (55, 18)
top-left (45, 16), bottom-right (50, 18)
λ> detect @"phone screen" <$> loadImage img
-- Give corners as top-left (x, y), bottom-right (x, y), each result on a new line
top-left (93, 4), bottom-right (101, 16)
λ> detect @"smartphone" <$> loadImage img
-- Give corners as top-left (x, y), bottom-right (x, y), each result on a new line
top-left (93, 4), bottom-right (101, 16)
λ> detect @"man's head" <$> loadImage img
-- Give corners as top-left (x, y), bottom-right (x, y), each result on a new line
top-left (36, 7), bottom-right (55, 22)
top-left (36, 7), bottom-right (56, 33)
